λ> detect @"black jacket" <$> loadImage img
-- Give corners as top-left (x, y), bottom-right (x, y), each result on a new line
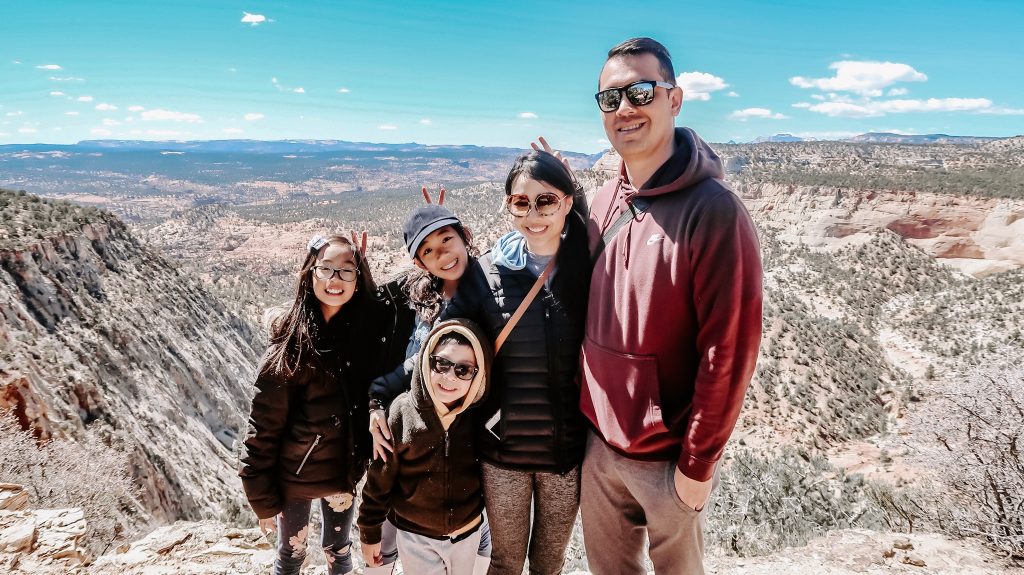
top-left (358, 319), bottom-right (493, 543)
top-left (239, 308), bottom-right (374, 519)
top-left (441, 214), bottom-right (591, 473)
top-left (368, 275), bottom-right (418, 405)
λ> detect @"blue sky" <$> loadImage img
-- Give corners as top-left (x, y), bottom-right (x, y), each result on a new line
top-left (1, 0), bottom-right (1022, 152)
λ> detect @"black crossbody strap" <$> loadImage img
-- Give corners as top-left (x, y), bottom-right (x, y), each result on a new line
top-left (591, 196), bottom-right (653, 264)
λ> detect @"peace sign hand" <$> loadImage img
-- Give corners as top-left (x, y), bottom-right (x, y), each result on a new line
top-left (530, 136), bottom-right (571, 171)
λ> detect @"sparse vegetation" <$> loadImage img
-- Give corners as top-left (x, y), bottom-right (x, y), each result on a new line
top-left (0, 410), bottom-right (141, 553)
top-left (913, 366), bottom-right (1024, 561)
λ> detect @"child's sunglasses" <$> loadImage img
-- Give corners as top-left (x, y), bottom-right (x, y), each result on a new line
top-left (594, 80), bottom-right (676, 113)
top-left (429, 355), bottom-right (479, 381)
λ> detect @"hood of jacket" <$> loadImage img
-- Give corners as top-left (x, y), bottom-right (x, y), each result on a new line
top-left (630, 127), bottom-right (723, 197)
top-left (595, 127), bottom-right (724, 268)
top-left (491, 230), bottom-right (528, 270)
top-left (411, 319), bottom-right (493, 429)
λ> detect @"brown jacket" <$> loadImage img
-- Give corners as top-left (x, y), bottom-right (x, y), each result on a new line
top-left (357, 319), bottom-right (493, 544)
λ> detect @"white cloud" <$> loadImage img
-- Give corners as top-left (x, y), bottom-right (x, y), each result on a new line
top-left (50, 91), bottom-right (65, 96)
top-left (141, 109), bottom-right (202, 123)
top-left (518, 112), bottom-right (538, 119)
top-left (65, 111), bottom-right (80, 116)
top-left (727, 91), bottom-right (739, 97)
top-left (337, 88), bottom-right (350, 93)
top-left (676, 71), bottom-right (729, 101)
top-left (791, 61), bottom-right (927, 96)
top-left (792, 102), bottom-right (812, 109)
top-left (128, 105), bottom-right (145, 112)
top-left (228, 67), bottom-right (237, 73)
top-left (12, 60), bottom-right (21, 65)
top-left (95, 103), bottom-right (118, 111)
top-left (978, 107), bottom-right (1024, 115)
top-left (77, 96), bottom-right (93, 102)
top-left (293, 87), bottom-right (305, 94)
top-left (5, 111), bottom-right (23, 117)
top-left (90, 128), bottom-right (112, 136)
top-left (419, 119), bottom-right (432, 125)
top-left (805, 97), bottom-right (995, 118)
top-left (36, 64), bottom-right (62, 70)
top-left (241, 12), bottom-right (267, 25)
top-left (887, 87), bottom-right (909, 96)
top-left (243, 113), bottom-right (265, 121)
top-left (18, 127), bottom-right (37, 134)
top-left (49, 76), bottom-right (84, 82)
top-left (378, 124), bottom-right (398, 130)
top-left (102, 118), bottom-right (121, 126)
top-left (729, 107), bottom-right (789, 120)
top-left (223, 128), bottom-right (244, 134)
top-left (146, 130), bottom-right (182, 137)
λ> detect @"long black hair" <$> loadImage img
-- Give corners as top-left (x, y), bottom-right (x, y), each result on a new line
top-left (260, 234), bottom-right (376, 379)
top-left (503, 150), bottom-right (591, 319)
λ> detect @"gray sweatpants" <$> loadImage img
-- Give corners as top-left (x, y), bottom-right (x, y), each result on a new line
top-left (395, 526), bottom-right (482, 575)
top-left (481, 461), bottom-right (580, 575)
top-left (580, 431), bottom-right (718, 575)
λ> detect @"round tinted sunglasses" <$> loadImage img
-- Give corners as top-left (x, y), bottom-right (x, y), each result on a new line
top-left (505, 192), bottom-right (569, 217)
top-left (594, 80), bottom-right (676, 113)
top-left (429, 355), bottom-right (479, 381)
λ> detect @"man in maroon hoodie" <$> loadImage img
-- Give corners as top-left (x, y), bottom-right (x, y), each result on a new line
top-left (579, 38), bottom-right (763, 574)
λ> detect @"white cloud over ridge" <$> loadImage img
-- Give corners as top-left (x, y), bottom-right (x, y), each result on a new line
top-left (730, 107), bottom-right (788, 120)
top-left (241, 12), bottom-right (267, 26)
top-left (791, 61), bottom-right (927, 97)
top-left (224, 128), bottom-right (244, 134)
top-left (141, 109), bottom-right (202, 123)
top-left (518, 112), bottom-right (538, 119)
top-left (806, 97), bottom-right (994, 118)
top-left (91, 128), bottom-right (112, 136)
top-left (676, 71), bottom-right (729, 101)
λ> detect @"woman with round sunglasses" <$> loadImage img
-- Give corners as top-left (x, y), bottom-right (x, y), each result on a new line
top-left (440, 149), bottom-right (591, 575)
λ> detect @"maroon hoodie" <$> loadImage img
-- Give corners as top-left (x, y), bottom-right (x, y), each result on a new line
top-left (581, 127), bottom-right (763, 482)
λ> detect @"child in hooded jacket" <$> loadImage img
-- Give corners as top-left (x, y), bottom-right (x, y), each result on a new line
top-left (358, 319), bottom-right (493, 574)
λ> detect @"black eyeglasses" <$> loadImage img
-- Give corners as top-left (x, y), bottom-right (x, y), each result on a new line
top-left (312, 265), bottom-right (358, 282)
top-left (594, 80), bottom-right (676, 113)
top-left (505, 192), bottom-right (568, 217)
top-left (429, 355), bottom-right (479, 381)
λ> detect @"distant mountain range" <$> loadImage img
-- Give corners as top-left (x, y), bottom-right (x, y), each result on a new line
top-left (747, 132), bottom-right (1014, 145)
top-left (0, 138), bottom-right (605, 163)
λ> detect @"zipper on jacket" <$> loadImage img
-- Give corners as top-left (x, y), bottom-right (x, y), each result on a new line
top-left (443, 430), bottom-right (452, 533)
top-left (295, 434), bottom-right (321, 476)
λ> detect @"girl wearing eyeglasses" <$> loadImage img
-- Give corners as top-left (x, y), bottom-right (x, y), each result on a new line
top-left (239, 234), bottom-right (377, 575)
top-left (440, 149), bottom-right (592, 575)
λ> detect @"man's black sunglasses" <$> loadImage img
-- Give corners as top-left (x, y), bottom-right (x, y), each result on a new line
top-left (595, 80), bottom-right (676, 113)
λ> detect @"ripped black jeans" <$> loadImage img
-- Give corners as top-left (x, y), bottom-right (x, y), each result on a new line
top-left (275, 493), bottom-right (356, 575)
